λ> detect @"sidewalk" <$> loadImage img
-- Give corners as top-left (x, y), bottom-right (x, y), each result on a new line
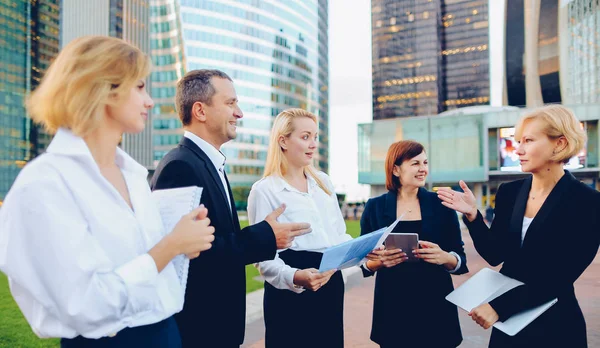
top-left (242, 229), bottom-right (600, 347)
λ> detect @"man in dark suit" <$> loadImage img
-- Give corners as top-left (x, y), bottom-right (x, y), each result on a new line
top-left (151, 69), bottom-right (311, 348)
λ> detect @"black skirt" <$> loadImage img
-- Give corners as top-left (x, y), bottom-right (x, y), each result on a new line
top-left (60, 316), bottom-right (181, 348)
top-left (263, 249), bottom-right (345, 348)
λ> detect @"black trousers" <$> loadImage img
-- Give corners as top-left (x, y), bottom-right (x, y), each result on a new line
top-left (263, 249), bottom-right (345, 348)
top-left (60, 316), bottom-right (181, 348)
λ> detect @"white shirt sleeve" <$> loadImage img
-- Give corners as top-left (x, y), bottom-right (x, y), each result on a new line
top-left (447, 251), bottom-right (462, 274)
top-left (0, 176), bottom-right (162, 338)
top-left (247, 186), bottom-right (304, 293)
top-left (321, 173), bottom-right (353, 245)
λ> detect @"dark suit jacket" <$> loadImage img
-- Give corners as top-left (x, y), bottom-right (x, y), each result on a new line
top-left (360, 188), bottom-right (468, 346)
top-left (464, 171), bottom-right (600, 348)
top-left (151, 137), bottom-right (276, 347)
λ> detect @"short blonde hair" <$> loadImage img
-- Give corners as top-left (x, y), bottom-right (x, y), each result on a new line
top-left (515, 105), bottom-right (586, 164)
top-left (27, 36), bottom-right (150, 137)
top-left (263, 108), bottom-right (331, 195)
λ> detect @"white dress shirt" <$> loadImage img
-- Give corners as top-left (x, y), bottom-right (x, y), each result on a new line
top-left (522, 216), bottom-right (534, 245)
top-left (0, 128), bottom-right (186, 339)
top-left (184, 131), bottom-right (231, 210)
top-left (247, 172), bottom-right (352, 293)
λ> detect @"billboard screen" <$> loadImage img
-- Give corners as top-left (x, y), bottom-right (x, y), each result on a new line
top-left (499, 127), bottom-right (585, 171)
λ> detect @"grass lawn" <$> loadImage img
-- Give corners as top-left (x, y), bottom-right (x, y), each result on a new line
top-left (242, 219), bottom-right (361, 293)
top-left (0, 220), bottom-right (362, 346)
top-left (0, 273), bottom-right (59, 347)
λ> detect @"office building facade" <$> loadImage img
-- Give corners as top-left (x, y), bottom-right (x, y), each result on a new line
top-left (61, 0), bottom-right (153, 168)
top-left (371, 0), bottom-right (489, 119)
top-left (0, 0), bottom-right (60, 201)
top-left (564, 0), bottom-right (600, 104)
top-left (150, 0), bottom-right (330, 187)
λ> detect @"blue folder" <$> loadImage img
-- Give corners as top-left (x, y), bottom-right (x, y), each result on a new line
top-left (318, 217), bottom-right (401, 272)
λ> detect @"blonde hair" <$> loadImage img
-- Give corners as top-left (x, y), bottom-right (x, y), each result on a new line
top-left (263, 108), bottom-right (331, 195)
top-left (27, 35), bottom-right (150, 137)
top-left (515, 105), bottom-right (586, 164)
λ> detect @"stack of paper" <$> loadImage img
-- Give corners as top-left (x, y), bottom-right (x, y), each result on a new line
top-left (151, 186), bottom-right (203, 296)
top-left (445, 268), bottom-right (557, 336)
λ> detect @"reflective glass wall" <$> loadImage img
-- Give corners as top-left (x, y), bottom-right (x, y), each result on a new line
top-left (0, 0), bottom-right (60, 201)
top-left (151, 0), bottom-right (329, 185)
top-left (372, 0), bottom-right (489, 120)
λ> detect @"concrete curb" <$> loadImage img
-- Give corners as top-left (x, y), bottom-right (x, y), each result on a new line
top-left (245, 267), bottom-right (364, 324)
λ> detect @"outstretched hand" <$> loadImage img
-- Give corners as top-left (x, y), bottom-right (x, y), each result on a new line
top-left (437, 180), bottom-right (478, 221)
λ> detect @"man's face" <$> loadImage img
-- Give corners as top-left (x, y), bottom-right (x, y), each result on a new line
top-left (203, 77), bottom-right (243, 147)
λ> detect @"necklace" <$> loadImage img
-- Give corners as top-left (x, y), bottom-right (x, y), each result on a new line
top-left (529, 190), bottom-right (550, 200)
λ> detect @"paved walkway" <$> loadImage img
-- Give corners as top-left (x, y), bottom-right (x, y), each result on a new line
top-left (242, 228), bottom-right (600, 347)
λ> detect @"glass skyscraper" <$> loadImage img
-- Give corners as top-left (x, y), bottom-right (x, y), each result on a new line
top-left (62, 0), bottom-right (153, 168)
top-left (371, 0), bottom-right (489, 119)
top-left (150, 0), bottom-right (329, 186)
top-left (0, 0), bottom-right (60, 201)
top-left (566, 0), bottom-right (600, 104)
top-left (505, 0), bottom-right (561, 107)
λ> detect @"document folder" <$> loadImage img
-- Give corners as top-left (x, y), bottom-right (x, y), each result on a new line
top-left (318, 216), bottom-right (402, 272)
top-left (445, 267), bottom-right (557, 336)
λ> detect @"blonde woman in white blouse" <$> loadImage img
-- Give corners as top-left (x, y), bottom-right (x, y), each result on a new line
top-left (0, 36), bottom-right (215, 347)
top-left (247, 108), bottom-right (352, 348)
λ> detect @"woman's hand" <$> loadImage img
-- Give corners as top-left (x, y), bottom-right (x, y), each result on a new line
top-left (293, 268), bottom-right (337, 291)
top-left (469, 303), bottom-right (499, 329)
top-left (437, 180), bottom-right (478, 221)
top-left (170, 205), bottom-right (215, 259)
top-left (413, 241), bottom-right (457, 269)
top-left (365, 247), bottom-right (407, 272)
top-left (150, 205), bottom-right (215, 272)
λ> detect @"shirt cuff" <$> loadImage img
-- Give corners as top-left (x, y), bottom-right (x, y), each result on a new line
top-left (447, 251), bottom-right (461, 274)
top-left (114, 253), bottom-right (159, 314)
top-left (284, 268), bottom-right (305, 294)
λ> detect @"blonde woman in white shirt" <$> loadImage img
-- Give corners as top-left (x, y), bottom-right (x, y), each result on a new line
top-left (248, 108), bottom-right (352, 348)
top-left (0, 36), bottom-right (215, 348)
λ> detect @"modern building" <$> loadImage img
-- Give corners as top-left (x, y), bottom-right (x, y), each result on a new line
top-left (150, 0), bottom-right (330, 188)
top-left (358, 104), bottom-right (600, 208)
top-left (149, 0), bottom-right (187, 168)
top-left (496, 0), bottom-right (562, 107)
top-left (0, 0), bottom-right (60, 201)
top-left (361, 0), bottom-right (600, 204)
top-left (371, 0), bottom-right (490, 119)
top-left (61, 0), bottom-right (153, 168)
top-left (563, 0), bottom-right (600, 104)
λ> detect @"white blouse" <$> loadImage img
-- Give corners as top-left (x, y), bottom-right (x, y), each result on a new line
top-left (247, 172), bottom-right (352, 293)
top-left (0, 128), bottom-right (185, 339)
top-left (522, 216), bottom-right (534, 245)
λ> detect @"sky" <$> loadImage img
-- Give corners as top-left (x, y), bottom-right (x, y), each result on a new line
top-left (327, 0), bottom-right (373, 201)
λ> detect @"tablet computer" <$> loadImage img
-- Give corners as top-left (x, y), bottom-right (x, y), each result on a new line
top-left (385, 233), bottom-right (419, 262)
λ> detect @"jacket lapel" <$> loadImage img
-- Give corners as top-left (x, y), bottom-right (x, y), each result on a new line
top-left (383, 190), bottom-right (397, 226)
top-left (417, 188), bottom-right (434, 238)
top-left (509, 176), bottom-right (531, 249)
top-left (521, 171), bottom-right (573, 248)
top-left (179, 137), bottom-right (232, 218)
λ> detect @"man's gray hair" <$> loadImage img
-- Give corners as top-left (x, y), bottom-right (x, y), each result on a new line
top-left (176, 69), bottom-right (232, 126)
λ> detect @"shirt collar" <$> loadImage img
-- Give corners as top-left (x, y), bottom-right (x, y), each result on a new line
top-left (184, 131), bottom-right (226, 171)
top-left (46, 128), bottom-right (148, 176)
top-left (271, 172), bottom-right (318, 193)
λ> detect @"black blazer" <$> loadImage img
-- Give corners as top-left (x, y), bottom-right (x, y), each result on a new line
top-left (464, 171), bottom-right (600, 347)
top-left (151, 137), bottom-right (276, 347)
top-left (360, 188), bottom-right (468, 346)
